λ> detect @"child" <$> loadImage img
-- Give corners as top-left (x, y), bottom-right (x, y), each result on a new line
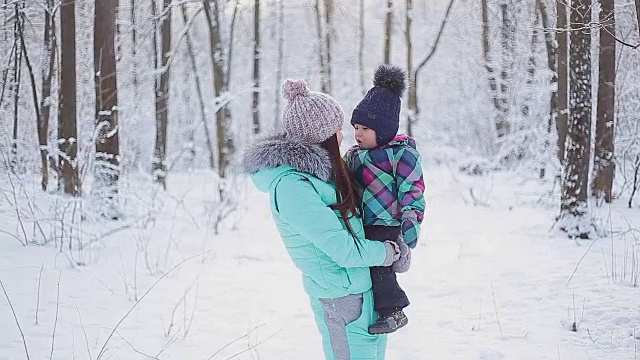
top-left (345, 64), bottom-right (426, 334)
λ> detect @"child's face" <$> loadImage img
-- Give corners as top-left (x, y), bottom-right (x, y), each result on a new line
top-left (353, 124), bottom-right (377, 149)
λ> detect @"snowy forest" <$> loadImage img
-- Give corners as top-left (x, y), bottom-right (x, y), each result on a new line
top-left (1, 0), bottom-right (640, 359)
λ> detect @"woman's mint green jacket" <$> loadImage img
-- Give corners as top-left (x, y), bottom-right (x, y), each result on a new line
top-left (250, 164), bottom-right (388, 299)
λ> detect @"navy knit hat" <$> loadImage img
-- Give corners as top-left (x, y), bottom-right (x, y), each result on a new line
top-left (351, 65), bottom-right (406, 145)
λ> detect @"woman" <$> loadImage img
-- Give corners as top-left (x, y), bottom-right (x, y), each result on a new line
top-left (242, 79), bottom-right (399, 360)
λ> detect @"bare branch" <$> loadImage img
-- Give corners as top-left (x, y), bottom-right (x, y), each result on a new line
top-left (207, 324), bottom-right (265, 360)
top-left (49, 271), bottom-right (61, 360)
top-left (96, 250), bottom-right (213, 360)
top-left (0, 278), bottom-right (30, 360)
top-left (415, 0), bottom-right (456, 76)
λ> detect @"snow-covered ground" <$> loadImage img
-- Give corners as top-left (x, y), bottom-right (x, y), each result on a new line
top-left (1, 169), bottom-right (639, 359)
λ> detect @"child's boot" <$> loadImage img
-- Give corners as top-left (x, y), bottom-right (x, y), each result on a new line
top-left (368, 310), bottom-right (408, 334)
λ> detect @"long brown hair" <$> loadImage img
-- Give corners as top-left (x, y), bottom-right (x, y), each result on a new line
top-left (320, 134), bottom-right (363, 249)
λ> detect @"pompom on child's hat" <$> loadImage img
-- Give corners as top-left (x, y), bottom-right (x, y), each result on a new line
top-left (351, 65), bottom-right (407, 145)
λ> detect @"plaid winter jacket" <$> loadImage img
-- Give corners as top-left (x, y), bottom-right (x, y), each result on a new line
top-left (345, 135), bottom-right (425, 248)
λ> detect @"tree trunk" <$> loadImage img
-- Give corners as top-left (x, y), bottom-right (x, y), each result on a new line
top-left (131, 0), bottom-right (138, 99)
top-left (324, 0), bottom-right (333, 94)
top-left (94, 0), bottom-right (120, 215)
top-left (411, 0), bottom-right (456, 138)
top-left (252, 0), bottom-right (260, 134)
top-left (313, 0), bottom-right (331, 94)
top-left (152, 0), bottom-right (171, 189)
top-left (593, 0), bottom-right (615, 203)
top-left (11, 3), bottom-right (22, 170)
top-left (181, 4), bottom-right (215, 170)
top-left (406, 0), bottom-right (415, 137)
top-left (556, 0), bottom-right (569, 165)
top-left (481, 0), bottom-right (506, 139)
top-left (496, 3), bottom-right (511, 138)
top-left (274, 0), bottom-right (284, 126)
top-left (59, 0), bottom-right (79, 196)
top-left (522, 14), bottom-right (537, 119)
top-left (537, 0), bottom-right (557, 179)
top-left (559, 0), bottom-right (592, 238)
top-left (384, 0), bottom-right (392, 64)
top-left (204, 0), bottom-right (234, 178)
top-left (39, 0), bottom-right (56, 191)
top-left (358, 0), bottom-right (365, 94)
top-left (635, 0), bottom-right (640, 39)
top-left (17, 2), bottom-right (42, 179)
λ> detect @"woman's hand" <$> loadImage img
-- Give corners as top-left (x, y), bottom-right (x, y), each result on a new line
top-left (381, 241), bottom-right (401, 267)
top-left (392, 238), bottom-right (411, 273)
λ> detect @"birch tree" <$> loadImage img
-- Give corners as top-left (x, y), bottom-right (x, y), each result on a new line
top-left (559, 0), bottom-right (594, 238)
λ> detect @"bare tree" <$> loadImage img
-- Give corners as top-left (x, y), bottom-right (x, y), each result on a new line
top-left (10, 2), bottom-right (22, 169)
top-left (39, 0), bottom-right (56, 190)
top-left (313, 0), bottom-right (332, 94)
top-left (324, 0), bottom-right (333, 94)
top-left (384, 0), bottom-right (392, 64)
top-left (556, 0), bottom-right (569, 165)
top-left (636, 0), bottom-right (640, 38)
top-left (152, 0), bottom-right (171, 189)
top-left (359, 0), bottom-right (365, 93)
top-left (496, 1), bottom-right (513, 138)
top-left (59, 0), bottom-right (79, 196)
top-left (559, 0), bottom-right (593, 237)
top-left (522, 10), bottom-right (537, 119)
top-left (14, 0), bottom-right (44, 174)
top-left (405, 0), bottom-right (414, 135)
top-left (407, 0), bottom-right (456, 136)
top-left (481, 0), bottom-right (506, 139)
top-left (131, 0), bottom-right (138, 98)
top-left (274, 0), bottom-right (284, 125)
top-left (94, 0), bottom-right (121, 213)
top-left (203, 0), bottom-right (237, 178)
top-left (181, 4), bottom-right (215, 169)
top-left (536, 0), bottom-right (556, 179)
top-left (593, 0), bottom-right (615, 203)
top-left (252, 0), bottom-right (261, 134)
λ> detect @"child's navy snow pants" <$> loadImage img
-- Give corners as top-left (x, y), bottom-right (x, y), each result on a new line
top-left (364, 225), bottom-right (410, 315)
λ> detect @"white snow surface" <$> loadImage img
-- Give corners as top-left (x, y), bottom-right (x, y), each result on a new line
top-left (1, 169), bottom-right (639, 360)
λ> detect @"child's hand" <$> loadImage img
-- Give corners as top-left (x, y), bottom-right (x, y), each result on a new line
top-left (392, 237), bottom-right (411, 273)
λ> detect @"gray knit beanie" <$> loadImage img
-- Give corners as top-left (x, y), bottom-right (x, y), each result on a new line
top-left (281, 79), bottom-right (344, 144)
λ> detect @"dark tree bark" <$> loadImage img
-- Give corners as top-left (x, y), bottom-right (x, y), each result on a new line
top-left (252, 0), bottom-right (261, 134)
top-left (593, 0), bottom-right (616, 203)
top-left (94, 0), bottom-right (121, 214)
top-left (39, 0), bottom-right (56, 190)
top-left (384, 0), bottom-right (392, 64)
top-left (152, 0), bottom-right (171, 189)
top-left (59, 0), bottom-right (79, 196)
top-left (556, 0), bottom-right (569, 165)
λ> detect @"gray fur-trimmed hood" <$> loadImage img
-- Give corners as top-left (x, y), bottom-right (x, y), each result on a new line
top-left (241, 132), bottom-right (333, 186)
